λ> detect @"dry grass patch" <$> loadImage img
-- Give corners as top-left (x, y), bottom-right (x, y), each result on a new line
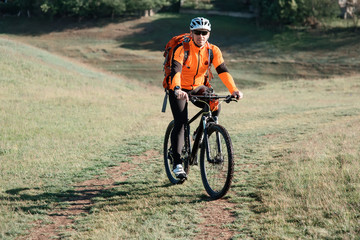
top-left (264, 117), bottom-right (360, 238)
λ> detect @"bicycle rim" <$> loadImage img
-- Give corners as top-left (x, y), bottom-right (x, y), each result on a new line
top-left (163, 121), bottom-right (189, 184)
top-left (200, 124), bottom-right (234, 199)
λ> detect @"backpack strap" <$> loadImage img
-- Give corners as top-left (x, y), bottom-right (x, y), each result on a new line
top-left (209, 48), bottom-right (213, 64)
top-left (206, 42), bottom-right (214, 65)
top-left (183, 37), bottom-right (191, 67)
top-left (205, 42), bottom-right (214, 84)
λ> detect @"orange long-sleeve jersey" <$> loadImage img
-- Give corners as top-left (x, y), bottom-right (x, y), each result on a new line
top-left (170, 40), bottom-right (238, 93)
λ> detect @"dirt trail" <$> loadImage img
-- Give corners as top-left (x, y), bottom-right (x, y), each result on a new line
top-left (196, 199), bottom-right (236, 240)
top-left (21, 150), bottom-right (236, 239)
top-left (22, 161), bottom-right (135, 240)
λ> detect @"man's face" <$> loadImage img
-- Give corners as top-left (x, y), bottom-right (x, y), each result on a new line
top-left (191, 29), bottom-right (210, 47)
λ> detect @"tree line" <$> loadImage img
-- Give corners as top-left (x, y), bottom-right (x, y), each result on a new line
top-left (0, 0), bottom-right (358, 26)
top-left (0, 0), bottom-right (178, 18)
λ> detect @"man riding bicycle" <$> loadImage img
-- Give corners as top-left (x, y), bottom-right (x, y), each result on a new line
top-left (169, 17), bottom-right (243, 179)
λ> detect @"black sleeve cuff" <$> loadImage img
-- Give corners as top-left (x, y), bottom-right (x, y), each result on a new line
top-left (216, 62), bottom-right (229, 75)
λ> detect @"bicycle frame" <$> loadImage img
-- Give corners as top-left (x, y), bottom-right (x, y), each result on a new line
top-left (185, 108), bottom-right (204, 165)
top-left (185, 97), bottom-right (220, 166)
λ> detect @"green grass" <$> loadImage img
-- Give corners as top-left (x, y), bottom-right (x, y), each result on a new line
top-left (226, 77), bottom-right (360, 239)
top-left (265, 119), bottom-right (360, 238)
top-left (0, 37), bottom-right (166, 238)
top-left (1, 14), bottom-right (360, 239)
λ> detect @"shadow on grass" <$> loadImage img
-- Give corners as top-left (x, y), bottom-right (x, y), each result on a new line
top-left (0, 15), bottom-right (140, 36)
top-left (117, 14), bottom-right (274, 52)
top-left (2, 186), bottom-right (125, 214)
top-left (2, 179), bottom-right (209, 216)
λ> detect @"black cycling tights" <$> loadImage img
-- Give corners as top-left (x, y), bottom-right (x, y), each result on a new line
top-left (168, 85), bottom-right (220, 166)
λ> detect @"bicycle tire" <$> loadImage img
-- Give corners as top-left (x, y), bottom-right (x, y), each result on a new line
top-left (200, 124), bottom-right (234, 199)
top-left (163, 121), bottom-right (189, 184)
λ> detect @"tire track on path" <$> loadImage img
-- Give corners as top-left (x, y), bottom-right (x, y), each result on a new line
top-left (196, 199), bottom-right (236, 240)
top-left (21, 161), bottom-right (136, 239)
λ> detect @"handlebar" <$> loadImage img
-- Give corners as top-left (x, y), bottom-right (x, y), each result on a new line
top-left (189, 94), bottom-right (237, 104)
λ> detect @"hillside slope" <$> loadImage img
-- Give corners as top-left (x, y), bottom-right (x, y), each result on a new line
top-left (0, 37), bottom-right (166, 239)
top-left (2, 14), bottom-right (360, 91)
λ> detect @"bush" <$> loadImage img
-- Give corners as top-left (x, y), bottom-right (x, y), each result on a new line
top-left (0, 1), bottom-right (21, 15)
top-left (252, 0), bottom-right (339, 26)
top-left (213, 0), bottom-right (251, 12)
top-left (0, 0), bottom-right (171, 18)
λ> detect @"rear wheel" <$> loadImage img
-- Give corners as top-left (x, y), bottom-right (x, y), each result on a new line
top-left (164, 121), bottom-right (189, 184)
top-left (200, 124), bottom-right (234, 199)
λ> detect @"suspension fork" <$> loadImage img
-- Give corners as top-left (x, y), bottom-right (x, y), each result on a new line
top-left (203, 116), bottom-right (212, 161)
top-left (204, 116), bottom-right (222, 161)
top-left (214, 116), bottom-right (223, 155)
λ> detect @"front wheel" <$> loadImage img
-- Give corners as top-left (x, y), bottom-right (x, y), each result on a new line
top-left (200, 124), bottom-right (234, 199)
top-left (163, 121), bottom-right (189, 184)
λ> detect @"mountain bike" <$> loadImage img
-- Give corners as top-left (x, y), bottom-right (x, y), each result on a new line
top-left (163, 93), bottom-right (237, 200)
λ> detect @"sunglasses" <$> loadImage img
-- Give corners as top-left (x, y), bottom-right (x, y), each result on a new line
top-left (193, 30), bottom-right (209, 36)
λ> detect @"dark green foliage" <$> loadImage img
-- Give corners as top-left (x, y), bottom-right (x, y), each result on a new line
top-left (213, 0), bottom-right (251, 12)
top-left (0, 0), bottom-right (342, 25)
top-left (0, 0), bottom-right (21, 15)
top-left (0, 0), bottom-right (172, 18)
top-left (251, 0), bottom-right (339, 25)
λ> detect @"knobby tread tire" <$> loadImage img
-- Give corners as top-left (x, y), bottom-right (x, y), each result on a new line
top-left (200, 124), bottom-right (234, 199)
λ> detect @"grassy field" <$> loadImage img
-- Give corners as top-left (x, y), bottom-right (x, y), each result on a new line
top-left (1, 14), bottom-right (360, 239)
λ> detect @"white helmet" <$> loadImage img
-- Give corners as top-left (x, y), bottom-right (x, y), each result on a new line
top-left (190, 17), bottom-right (211, 31)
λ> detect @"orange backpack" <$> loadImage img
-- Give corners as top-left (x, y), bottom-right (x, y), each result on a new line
top-left (162, 33), bottom-right (191, 89)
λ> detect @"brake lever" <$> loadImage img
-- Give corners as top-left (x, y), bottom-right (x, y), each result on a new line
top-left (190, 96), bottom-right (198, 104)
top-left (225, 95), bottom-right (238, 103)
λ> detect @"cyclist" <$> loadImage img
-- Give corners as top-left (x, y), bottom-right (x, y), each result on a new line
top-left (169, 17), bottom-right (243, 179)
